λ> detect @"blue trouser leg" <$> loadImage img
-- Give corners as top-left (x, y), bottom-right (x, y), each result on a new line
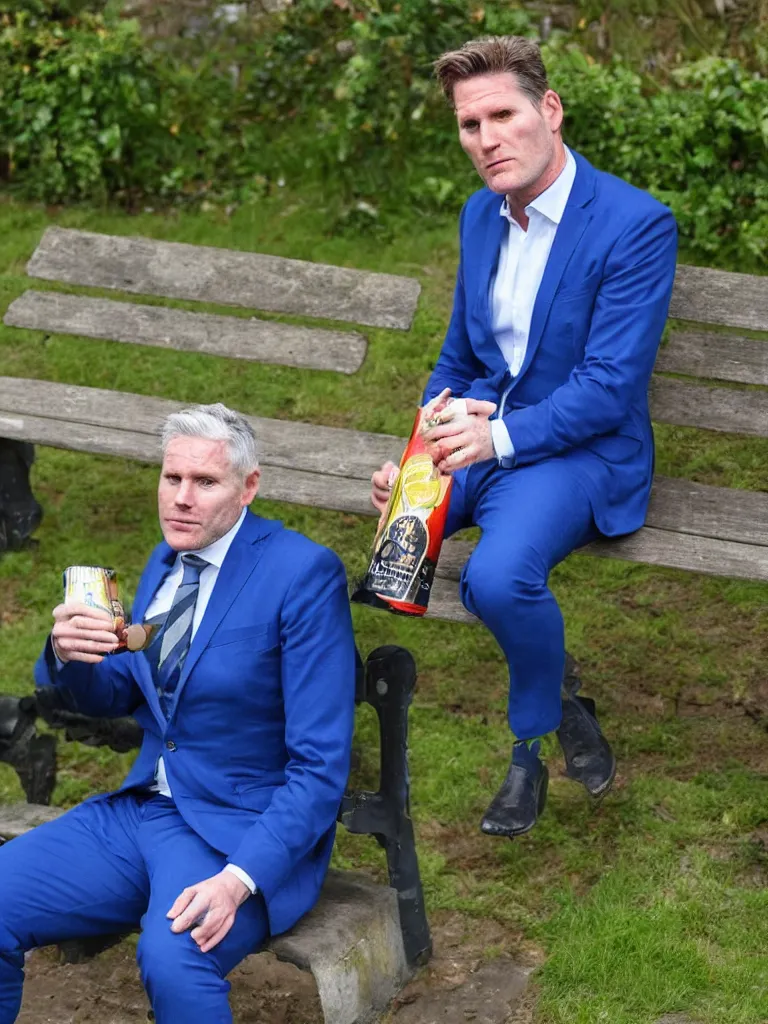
top-left (447, 458), bottom-right (598, 739)
top-left (134, 796), bottom-right (269, 1024)
top-left (0, 796), bottom-right (149, 1023)
top-left (0, 793), bottom-right (269, 1024)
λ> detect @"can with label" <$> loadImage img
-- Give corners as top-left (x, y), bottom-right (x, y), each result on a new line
top-left (62, 565), bottom-right (154, 653)
top-left (352, 401), bottom-right (457, 616)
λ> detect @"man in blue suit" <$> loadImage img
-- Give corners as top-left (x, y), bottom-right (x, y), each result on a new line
top-left (372, 35), bottom-right (677, 837)
top-left (0, 403), bottom-right (356, 1022)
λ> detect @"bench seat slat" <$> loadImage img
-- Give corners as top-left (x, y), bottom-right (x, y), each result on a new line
top-left (436, 527), bottom-right (768, 588)
top-left (650, 377), bottom-right (768, 438)
top-left (4, 291), bottom-right (367, 375)
top-left (27, 227), bottom-right (421, 331)
top-left (669, 265), bottom-right (768, 333)
top-left (656, 330), bottom-right (768, 386)
top-left (3, 377), bottom-right (768, 541)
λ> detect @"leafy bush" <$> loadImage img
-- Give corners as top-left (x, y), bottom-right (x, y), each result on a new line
top-left (549, 49), bottom-right (768, 266)
top-left (0, 0), bottom-right (766, 267)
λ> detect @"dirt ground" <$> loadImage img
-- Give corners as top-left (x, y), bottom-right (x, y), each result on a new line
top-left (18, 912), bottom-right (538, 1024)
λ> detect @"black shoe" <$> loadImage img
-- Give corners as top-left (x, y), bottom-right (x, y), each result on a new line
top-left (480, 751), bottom-right (549, 838)
top-left (556, 693), bottom-right (616, 799)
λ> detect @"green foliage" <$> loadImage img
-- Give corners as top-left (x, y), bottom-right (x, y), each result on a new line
top-left (0, 8), bottom-right (170, 201)
top-left (550, 48), bottom-right (768, 266)
top-left (0, 0), bottom-right (766, 266)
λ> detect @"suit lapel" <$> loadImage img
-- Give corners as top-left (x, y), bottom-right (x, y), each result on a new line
top-left (473, 207), bottom-right (510, 378)
top-left (131, 543), bottom-right (175, 726)
top-left (512, 154), bottom-right (596, 388)
top-left (170, 511), bottom-right (281, 710)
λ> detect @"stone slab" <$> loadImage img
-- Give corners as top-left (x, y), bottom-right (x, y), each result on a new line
top-left (273, 871), bottom-right (412, 1024)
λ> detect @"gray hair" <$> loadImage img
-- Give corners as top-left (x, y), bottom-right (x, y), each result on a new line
top-left (161, 403), bottom-right (259, 477)
top-left (434, 35), bottom-right (549, 107)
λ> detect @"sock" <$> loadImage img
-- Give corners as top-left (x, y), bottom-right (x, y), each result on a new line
top-left (512, 737), bottom-right (542, 770)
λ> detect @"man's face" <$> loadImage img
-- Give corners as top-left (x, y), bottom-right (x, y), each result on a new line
top-left (158, 436), bottom-right (260, 552)
top-left (454, 73), bottom-right (563, 198)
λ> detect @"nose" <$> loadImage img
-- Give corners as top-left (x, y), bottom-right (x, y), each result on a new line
top-left (175, 480), bottom-right (194, 507)
top-left (479, 121), bottom-right (500, 152)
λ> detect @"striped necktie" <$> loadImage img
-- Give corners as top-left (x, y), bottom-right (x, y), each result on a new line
top-left (156, 553), bottom-right (208, 705)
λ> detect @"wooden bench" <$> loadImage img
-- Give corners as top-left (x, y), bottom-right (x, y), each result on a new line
top-left (1, 227), bottom-right (767, 1021)
top-left (0, 229), bottom-right (428, 1024)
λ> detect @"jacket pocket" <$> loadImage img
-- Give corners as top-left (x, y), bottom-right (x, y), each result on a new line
top-left (208, 624), bottom-right (273, 650)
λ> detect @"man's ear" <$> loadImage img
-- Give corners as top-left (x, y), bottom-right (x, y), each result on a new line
top-left (541, 89), bottom-right (564, 133)
top-left (243, 467), bottom-right (261, 505)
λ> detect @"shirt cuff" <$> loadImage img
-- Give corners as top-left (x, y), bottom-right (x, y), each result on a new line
top-left (225, 863), bottom-right (258, 895)
top-left (490, 418), bottom-right (516, 465)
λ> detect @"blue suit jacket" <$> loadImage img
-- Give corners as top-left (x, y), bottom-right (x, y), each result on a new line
top-left (424, 151), bottom-right (678, 536)
top-left (35, 511), bottom-right (357, 937)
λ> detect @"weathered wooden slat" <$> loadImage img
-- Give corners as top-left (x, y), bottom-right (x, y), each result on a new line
top-left (4, 291), bottom-right (367, 375)
top-left (3, 378), bottom-right (768, 547)
top-left (583, 528), bottom-right (768, 581)
top-left (424, 576), bottom-right (477, 624)
top-left (27, 227), bottom-right (421, 331)
top-left (656, 330), bottom-right (768, 386)
top-left (436, 526), bottom-right (768, 586)
top-left (650, 377), bottom-right (768, 437)
top-left (645, 476), bottom-right (768, 547)
top-left (670, 265), bottom-right (768, 333)
top-left (0, 378), bottom-right (404, 480)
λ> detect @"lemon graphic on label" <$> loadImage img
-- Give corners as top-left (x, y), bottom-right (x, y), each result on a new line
top-left (402, 455), bottom-right (441, 511)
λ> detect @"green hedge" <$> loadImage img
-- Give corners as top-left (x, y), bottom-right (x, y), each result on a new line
top-left (1, 0), bottom-right (766, 267)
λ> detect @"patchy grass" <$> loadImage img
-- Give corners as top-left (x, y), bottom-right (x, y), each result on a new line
top-left (0, 194), bottom-right (766, 1023)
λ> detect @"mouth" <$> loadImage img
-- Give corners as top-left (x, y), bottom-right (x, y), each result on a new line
top-left (487, 157), bottom-right (513, 170)
top-left (165, 518), bottom-right (198, 529)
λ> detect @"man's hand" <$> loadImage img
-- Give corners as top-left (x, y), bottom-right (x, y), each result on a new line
top-left (168, 870), bottom-right (250, 953)
top-left (370, 460), bottom-right (400, 514)
top-left (422, 398), bottom-right (498, 473)
top-left (51, 603), bottom-right (119, 664)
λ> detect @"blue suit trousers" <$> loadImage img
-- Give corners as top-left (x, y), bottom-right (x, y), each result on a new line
top-left (446, 456), bottom-right (599, 740)
top-left (0, 792), bottom-right (269, 1023)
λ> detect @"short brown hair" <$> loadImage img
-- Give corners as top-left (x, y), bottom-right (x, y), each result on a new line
top-left (434, 36), bottom-right (548, 106)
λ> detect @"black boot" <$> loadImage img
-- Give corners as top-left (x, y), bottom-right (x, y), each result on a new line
top-left (557, 656), bottom-right (616, 799)
top-left (480, 740), bottom-right (548, 838)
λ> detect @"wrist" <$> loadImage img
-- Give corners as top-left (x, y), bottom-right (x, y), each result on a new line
top-left (221, 867), bottom-right (253, 905)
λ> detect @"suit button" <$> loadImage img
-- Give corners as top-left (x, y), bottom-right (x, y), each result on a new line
top-left (165, 740), bottom-right (177, 752)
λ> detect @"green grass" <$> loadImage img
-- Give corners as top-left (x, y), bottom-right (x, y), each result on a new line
top-left (0, 192), bottom-right (767, 1023)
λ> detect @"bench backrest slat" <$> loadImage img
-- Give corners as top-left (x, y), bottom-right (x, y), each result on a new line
top-left (28, 227), bottom-right (422, 331)
top-left (649, 377), bottom-right (768, 438)
top-left (656, 330), bottom-right (768, 386)
top-left (4, 291), bottom-right (368, 375)
top-left (0, 376), bottom-right (404, 480)
top-left (646, 476), bottom-right (768, 547)
top-left (669, 265), bottom-right (768, 333)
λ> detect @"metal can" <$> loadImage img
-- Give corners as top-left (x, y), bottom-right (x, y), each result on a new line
top-left (63, 566), bottom-right (123, 622)
top-left (352, 402), bottom-right (455, 616)
top-left (62, 566), bottom-right (153, 653)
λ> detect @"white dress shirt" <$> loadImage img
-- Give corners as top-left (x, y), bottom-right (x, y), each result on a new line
top-left (146, 506), bottom-right (256, 894)
top-left (489, 146), bottom-right (577, 460)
